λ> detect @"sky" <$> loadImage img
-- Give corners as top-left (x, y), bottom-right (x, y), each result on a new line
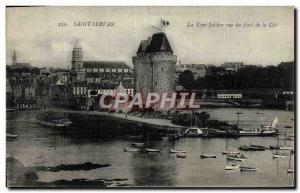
top-left (6, 6), bottom-right (294, 68)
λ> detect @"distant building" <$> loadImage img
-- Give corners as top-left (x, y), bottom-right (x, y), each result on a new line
top-left (133, 32), bottom-right (177, 99)
top-left (70, 41), bottom-right (134, 109)
top-left (221, 62), bottom-right (244, 72)
top-left (217, 93), bottom-right (242, 99)
top-left (176, 63), bottom-right (206, 79)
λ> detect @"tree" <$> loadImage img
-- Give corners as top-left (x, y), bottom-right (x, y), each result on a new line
top-left (178, 70), bottom-right (195, 90)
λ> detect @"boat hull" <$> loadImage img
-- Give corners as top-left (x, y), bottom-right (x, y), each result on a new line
top-left (145, 148), bottom-right (160, 153)
top-left (200, 154), bottom-right (217, 159)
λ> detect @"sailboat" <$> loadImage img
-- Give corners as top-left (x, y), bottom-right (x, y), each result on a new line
top-left (280, 131), bottom-right (293, 150)
top-left (200, 140), bottom-right (217, 159)
top-left (222, 136), bottom-right (240, 154)
top-left (145, 133), bottom-right (160, 153)
top-left (287, 150), bottom-right (294, 173)
top-left (239, 116), bottom-right (278, 136)
top-left (272, 136), bottom-right (288, 159)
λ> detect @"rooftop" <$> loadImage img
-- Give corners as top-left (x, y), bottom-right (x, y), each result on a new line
top-left (137, 32), bottom-right (173, 53)
top-left (83, 61), bottom-right (131, 69)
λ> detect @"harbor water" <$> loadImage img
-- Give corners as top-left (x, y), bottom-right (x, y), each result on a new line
top-left (6, 108), bottom-right (295, 187)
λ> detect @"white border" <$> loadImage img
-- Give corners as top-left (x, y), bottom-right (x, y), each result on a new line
top-left (1, 0), bottom-right (299, 193)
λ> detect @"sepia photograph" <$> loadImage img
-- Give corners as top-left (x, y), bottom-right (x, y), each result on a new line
top-left (6, 6), bottom-right (295, 188)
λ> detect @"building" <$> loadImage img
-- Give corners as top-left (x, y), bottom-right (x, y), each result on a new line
top-left (70, 40), bottom-right (134, 109)
top-left (133, 32), bottom-right (177, 99)
top-left (221, 62), bottom-right (244, 72)
top-left (176, 63), bottom-right (207, 81)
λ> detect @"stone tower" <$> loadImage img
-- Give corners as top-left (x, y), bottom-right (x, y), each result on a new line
top-left (132, 32), bottom-right (177, 98)
top-left (13, 49), bottom-right (17, 66)
top-left (71, 40), bottom-right (83, 72)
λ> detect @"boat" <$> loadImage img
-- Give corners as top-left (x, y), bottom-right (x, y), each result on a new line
top-left (269, 145), bottom-right (280, 150)
top-left (200, 154), bottom-right (217, 159)
top-left (7, 133), bottom-right (18, 140)
top-left (36, 118), bottom-right (72, 128)
top-left (227, 153), bottom-right (247, 161)
top-left (176, 153), bottom-right (187, 158)
top-left (239, 116), bottom-right (279, 137)
top-left (145, 148), bottom-right (160, 153)
top-left (287, 169), bottom-right (294, 173)
top-left (222, 150), bottom-right (240, 155)
top-left (183, 114), bottom-right (204, 138)
top-left (183, 127), bottom-right (203, 137)
top-left (238, 145), bottom-right (265, 151)
top-left (131, 142), bottom-right (145, 148)
top-left (249, 145), bottom-right (267, 150)
top-left (222, 136), bottom-right (240, 154)
top-left (6, 108), bottom-right (15, 112)
top-left (170, 149), bottom-right (186, 153)
top-left (47, 147), bottom-right (56, 150)
top-left (240, 166), bottom-right (257, 171)
top-left (272, 153), bottom-right (288, 159)
top-left (225, 163), bottom-right (240, 170)
top-left (124, 147), bottom-right (140, 152)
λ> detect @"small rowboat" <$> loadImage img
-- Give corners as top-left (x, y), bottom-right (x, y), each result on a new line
top-left (124, 147), bottom-right (140, 152)
top-left (240, 166), bottom-right (257, 171)
top-left (7, 133), bottom-right (18, 140)
top-left (287, 169), bottom-right (294, 173)
top-left (145, 148), bottom-right (160, 153)
top-left (222, 150), bottom-right (240, 155)
top-left (176, 153), bottom-right (187, 158)
top-left (200, 154), bottom-right (217, 159)
top-left (227, 154), bottom-right (247, 161)
top-left (131, 142), bottom-right (145, 148)
top-left (170, 149), bottom-right (186, 153)
top-left (225, 164), bottom-right (240, 170)
top-left (272, 153), bottom-right (288, 159)
top-left (280, 146), bottom-right (293, 150)
top-left (269, 145), bottom-right (280, 150)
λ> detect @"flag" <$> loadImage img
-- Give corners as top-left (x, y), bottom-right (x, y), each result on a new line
top-left (162, 20), bottom-right (170, 26)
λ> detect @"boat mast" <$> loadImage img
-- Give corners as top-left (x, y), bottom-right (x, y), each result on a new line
top-left (288, 150), bottom-right (292, 169)
top-left (236, 112), bottom-right (242, 129)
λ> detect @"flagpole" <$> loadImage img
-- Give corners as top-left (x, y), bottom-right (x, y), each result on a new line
top-left (161, 18), bottom-right (163, 32)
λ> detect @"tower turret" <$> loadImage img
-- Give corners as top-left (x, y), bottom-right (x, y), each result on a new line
top-left (71, 40), bottom-right (83, 72)
top-left (13, 49), bottom-right (17, 66)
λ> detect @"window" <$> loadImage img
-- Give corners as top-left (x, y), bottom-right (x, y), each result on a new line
top-left (87, 68), bottom-right (93, 72)
top-left (105, 68), bottom-right (110, 72)
top-left (112, 69), bottom-right (116, 72)
top-left (93, 68), bottom-right (98, 72)
top-left (161, 67), bottom-right (164, 72)
top-left (117, 69), bottom-right (123, 73)
top-left (124, 69), bottom-right (129, 73)
top-left (99, 68), bottom-right (104, 72)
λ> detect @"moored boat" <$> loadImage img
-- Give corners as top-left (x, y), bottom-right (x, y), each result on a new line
top-left (200, 154), bottom-right (217, 159)
top-left (272, 153), bottom-right (288, 159)
top-left (7, 133), bottom-right (18, 140)
top-left (225, 164), bottom-right (240, 170)
top-left (183, 127), bottom-right (203, 138)
top-left (227, 153), bottom-right (247, 161)
top-left (238, 145), bottom-right (265, 151)
top-left (36, 118), bottom-right (72, 128)
top-left (145, 148), bottom-right (160, 153)
top-left (222, 150), bottom-right (240, 155)
top-left (279, 146), bottom-right (293, 150)
top-left (170, 149), bottom-right (186, 153)
top-left (176, 153), bottom-right (187, 158)
top-left (124, 147), bottom-right (140, 152)
top-left (240, 166), bottom-right (257, 171)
